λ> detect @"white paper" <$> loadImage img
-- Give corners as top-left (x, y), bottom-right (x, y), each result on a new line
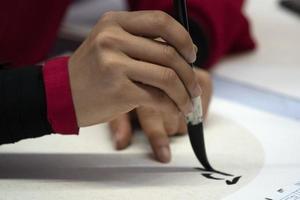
top-left (265, 181), bottom-right (300, 200)
top-left (0, 98), bottom-right (266, 200)
top-left (213, 0), bottom-right (300, 100)
top-left (1, 98), bottom-right (300, 199)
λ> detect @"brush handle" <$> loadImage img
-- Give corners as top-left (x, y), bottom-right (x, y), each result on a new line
top-left (173, 0), bottom-right (214, 172)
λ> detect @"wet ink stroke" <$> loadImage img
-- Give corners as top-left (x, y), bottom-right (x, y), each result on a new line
top-left (194, 167), bottom-right (242, 185)
top-left (226, 176), bottom-right (242, 185)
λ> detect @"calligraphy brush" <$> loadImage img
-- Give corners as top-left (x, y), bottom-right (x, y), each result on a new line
top-left (173, 0), bottom-right (215, 172)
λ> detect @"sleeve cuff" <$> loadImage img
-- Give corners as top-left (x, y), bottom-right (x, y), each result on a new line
top-left (43, 56), bottom-right (79, 135)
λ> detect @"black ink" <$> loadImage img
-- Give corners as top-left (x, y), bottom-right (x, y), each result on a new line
top-left (195, 168), bottom-right (242, 185)
top-left (277, 188), bottom-right (284, 193)
top-left (194, 167), bottom-right (233, 177)
top-left (174, 0), bottom-right (216, 173)
top-left (188, 123), bottom-right (215, 171)
top-left (226, 176), bottom-right (242, 185)
top-left (202, 173), bottom-right (224, 180)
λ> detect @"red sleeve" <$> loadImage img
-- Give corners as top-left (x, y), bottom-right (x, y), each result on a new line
top-left (127, 0), bottom-right (256, 68)
top-left (43, 56), bottom-right (79, 135)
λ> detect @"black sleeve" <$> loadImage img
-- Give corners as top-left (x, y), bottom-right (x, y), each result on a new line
top-left (189, 19), bottom-right (210, 69)
top-left (0, 65), bottom-right (53, 145)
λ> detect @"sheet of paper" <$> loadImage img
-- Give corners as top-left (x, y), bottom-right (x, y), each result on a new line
top-left (1, 98), bottom-right (300, 199)
top-left (220, 99), bottom-right (300, 200)
top-left (264, 181), bottom-right (300, 200)
top-left (0, 99), bottom-right (264, 200)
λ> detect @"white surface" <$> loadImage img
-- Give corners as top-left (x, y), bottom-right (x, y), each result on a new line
top-left (214, 0), bottom-right (300, 100)
top-left (220, 99), bottom-right (300, 200)
top-left (264, 182), bottom-right (300, 200)
top-left (0, 98), bottom-right (264, 200)
top-left (1, 98), bottom-right (300, 199)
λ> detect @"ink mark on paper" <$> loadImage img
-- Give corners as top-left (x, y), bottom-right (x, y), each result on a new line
top-left (202, 173), bottom-right (224, 180)
top-left (277, 188), bottom-right (284, 193)
top-left (226, 176), bottom-right (242, 185)
top-left (194, 167), bottom-right (242, 185)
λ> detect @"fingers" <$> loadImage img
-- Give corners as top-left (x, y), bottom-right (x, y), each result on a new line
top-left (126, 59), bottom-right (193, 115)
top-left (109, 114), bottom-right (132, 150)
top-left (132, 82), bottom-right (183, 117)
top-left (119, 33), bottom-right (202, 98)
top-left (137, 107), bottom-right (171, 163)
top-left (163, 113), bottom-right (187, 136)
top-left (162, 111), bottom-right (180, 136)
top-left (194, 69), bottom-right (213, 117)
top-left (104, 11), bottom-right (196, 63)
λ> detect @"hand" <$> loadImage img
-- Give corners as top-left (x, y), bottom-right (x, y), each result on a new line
top-left (109, 68), bottom-right (212, 163)
top-left (68, 11), bottom-right (201, 127)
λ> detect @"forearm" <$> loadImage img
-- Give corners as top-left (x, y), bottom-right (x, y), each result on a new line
top-left (0, 65), bottom-right (52, 145)
top-left (0, 57), bottom-right (79, 145)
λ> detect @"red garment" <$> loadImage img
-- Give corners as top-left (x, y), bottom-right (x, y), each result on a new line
top-left (0, 0), bottom-right (70, 66)
top-left (0, 0), bottom-right (255, 135)
top-left (43, 57), bottom-right (78, 134)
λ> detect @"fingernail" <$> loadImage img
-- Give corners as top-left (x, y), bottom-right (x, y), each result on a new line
top-left (188, 45), bottom-right (198, 63)
top-left (158, 146), bottom-right (170, 163)
top-left (189, 53), bottom-right (197, 63)
top-left (193, 84), bottom-right (202, 97)
top-left (194, 44), bottom-right (198, 54)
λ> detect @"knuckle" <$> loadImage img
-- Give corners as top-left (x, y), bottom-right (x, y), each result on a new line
top-left (154, 11), bottom-right (171, 29)
top-left (160, 68), bottom-right (178, 85)
top-left (95, 31), bottom-right (117, 48)
top-left (101, 11), bottom-right (116, 22)
top-left (100, 53), bottom-right (118, 68)
top-left (163, 45), bottom-right (178, 61)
